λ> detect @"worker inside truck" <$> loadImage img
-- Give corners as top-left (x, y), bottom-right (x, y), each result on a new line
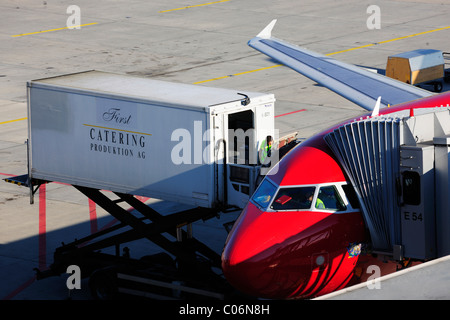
top-left (259, 135), bottom-right (273, 167)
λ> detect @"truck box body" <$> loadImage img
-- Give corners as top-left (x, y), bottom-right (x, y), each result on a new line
top-left (386, 49), bottom-right (444, 85)
top-left (27, 71), bottom-right (275, 209)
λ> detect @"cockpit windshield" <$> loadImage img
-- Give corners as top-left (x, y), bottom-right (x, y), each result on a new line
top-left (271, 186), bottom-right (316, 210)
top-left (251, 180), bottom-right (316, 211)
top-left (252, 179), bottom-right (348, 212)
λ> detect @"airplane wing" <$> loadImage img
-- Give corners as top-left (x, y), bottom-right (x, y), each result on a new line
top-left (248, 20), bottom-right (434, 111)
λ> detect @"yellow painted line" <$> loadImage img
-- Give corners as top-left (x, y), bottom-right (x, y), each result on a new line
top-left (0, 117), bottom-right (27, 125)
top-left (193, 64), bottom-right (282, 84)
top-left (325, 43), bottom-right (376, 56)
top-left (159, 0), bottom-right (230, 13)
top-left (2, 25), bottom-right (450, 125)
top-left (11, 22), bottom-right (98, 37)
top-left (378, 25), bottom-right (450, 45)
top-left (83, 124), bottom-right (152, 136)
top-left (194, 25), bottom-right (450, 83)
top-left (326, 26), bottom-right (450, 56)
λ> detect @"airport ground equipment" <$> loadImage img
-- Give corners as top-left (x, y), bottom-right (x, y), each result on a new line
top-left (444, 52), bottom-right (450, 83)
top-left (386, 49), bottom-right (445, 92)
top-left (4, 71), bottom-right (292, 299)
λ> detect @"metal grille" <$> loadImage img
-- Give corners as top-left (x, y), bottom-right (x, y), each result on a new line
top-left (324, 117), bottom-right (402, 251)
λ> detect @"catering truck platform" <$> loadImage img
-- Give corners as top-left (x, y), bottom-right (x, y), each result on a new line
top-left (4, 70), bottom-right (298, 299)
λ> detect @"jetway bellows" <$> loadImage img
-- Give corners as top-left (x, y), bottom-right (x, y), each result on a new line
top-left (324, 117), bottom-right (402, 252)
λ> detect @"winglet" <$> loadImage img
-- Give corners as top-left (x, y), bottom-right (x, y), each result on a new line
top-left (256, 19), bottom-right (277, 39)
top-left (371, 96), bottom-right (381, 117)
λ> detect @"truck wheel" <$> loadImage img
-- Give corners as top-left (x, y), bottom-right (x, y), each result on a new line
top-left (434, 81), bottom-right (443, 92)
top-left (89, 267), bottom-right (118, 300)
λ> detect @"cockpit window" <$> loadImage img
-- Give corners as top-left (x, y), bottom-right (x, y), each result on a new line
top-left (252, 179), bottom-right (277, 210)
top-left (317, 185), bottom-right (346, 211)
top-left (270, 186), bottom-right (316, 211)
top-left (252, 181), bottom-right (349, 212)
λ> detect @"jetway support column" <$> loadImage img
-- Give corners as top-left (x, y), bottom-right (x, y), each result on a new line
top-left (433, 135), bottom-right (450, 257)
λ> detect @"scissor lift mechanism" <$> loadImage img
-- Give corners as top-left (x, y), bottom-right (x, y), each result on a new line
top-left (4, 175), bottom-right (240, 299)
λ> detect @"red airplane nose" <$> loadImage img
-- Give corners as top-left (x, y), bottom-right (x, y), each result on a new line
top-left (222, 203), bottom-right (279, 297)
top-left (222, 253), bottom-right (280, 298)
top-left (222, 202), bottom-right (366, 299)
top-left (222, 233), bottom-right (282, 298)
top-left (221, 202), bottom-right (312, 299)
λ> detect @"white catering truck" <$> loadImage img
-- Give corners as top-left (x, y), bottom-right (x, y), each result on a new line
top-left (4, 71), bottom-right (296, 299)
top-left (27, 70), bottom-right (277, 209)
top-left (4, 70), bottom-right (287, 299)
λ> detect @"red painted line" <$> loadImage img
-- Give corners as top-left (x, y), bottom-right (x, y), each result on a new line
top-left (2, 276), bottom-right (36, 300)
top-left (0, 172), bottom-right (15, 177)
top-left (135, 196), bottom-right (150, 202)
top-left (2, 171), bottom-right (40, 300)
top-left (99, 217), bottom-right (119, 231)
top-left (38, 184), bottom-right (47, 271)
top-left (2, 172), bottom-right (152, 298)
top-left (88, 199), bottom-right (98, 234)
top-left (80, 196), bottom-right (151, 247)
top-left (275, 109), bottom-right (307, 118)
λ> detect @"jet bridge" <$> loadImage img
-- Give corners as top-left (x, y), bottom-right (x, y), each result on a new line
top-left (324, 106), bottom-right (450, 261)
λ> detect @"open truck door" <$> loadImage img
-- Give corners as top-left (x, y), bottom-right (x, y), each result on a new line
top-left (222, 98), bottom-right (276, 209)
